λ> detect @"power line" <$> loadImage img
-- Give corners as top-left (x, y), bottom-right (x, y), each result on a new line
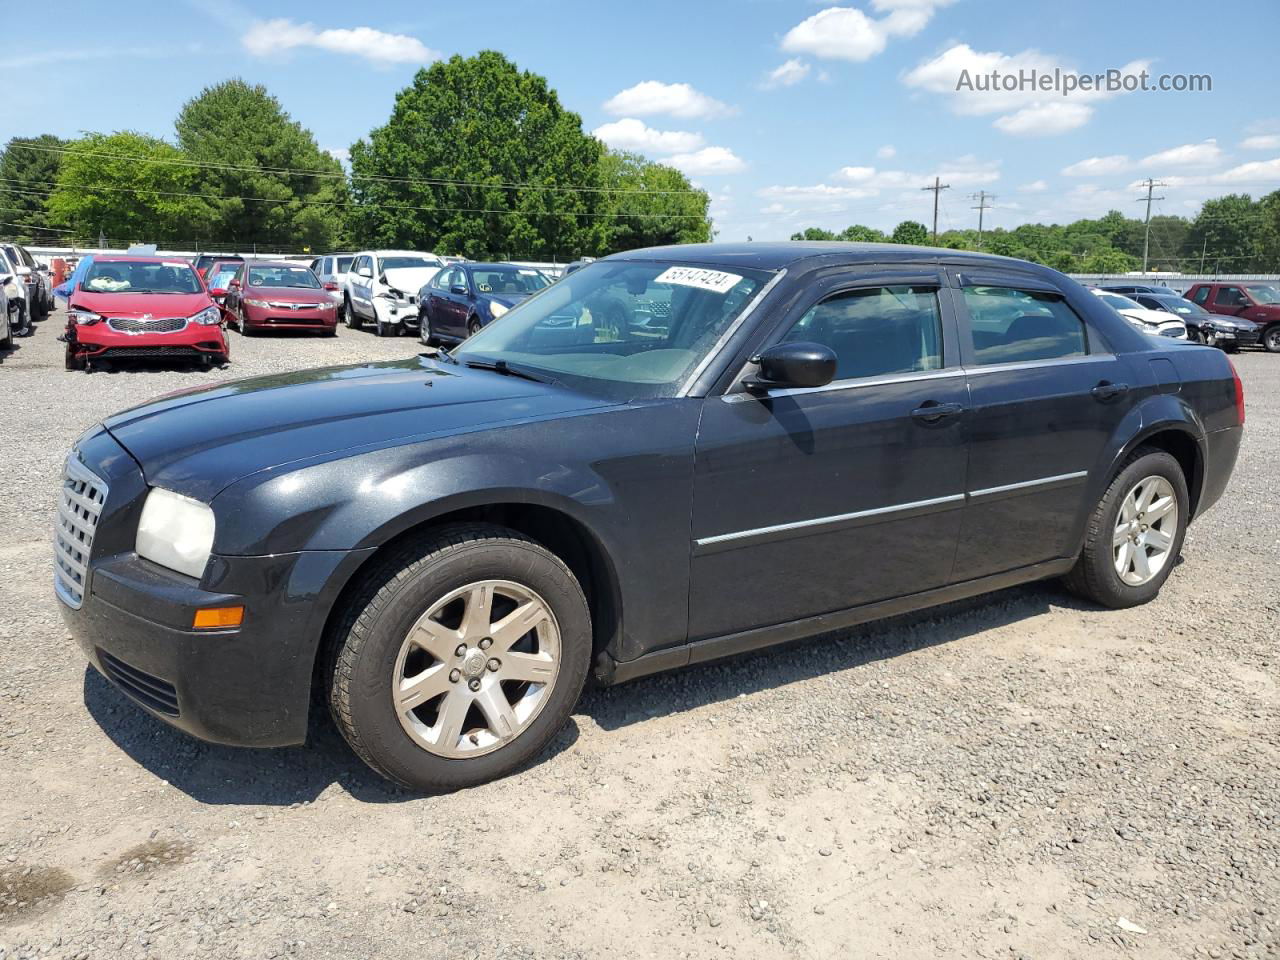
top-left (921, 177), bottom-right (950, 243)
top-left (6, 141), bottom-right (702, 197)
top-left (1134, 177), bottom-right (1167, 274)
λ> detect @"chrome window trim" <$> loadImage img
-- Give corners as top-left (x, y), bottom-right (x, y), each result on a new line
top-left (695, 493), bottom-right (966, 548)
top-left (677, 268), bottom-right (789, 398)
top-left (723, 366), bottom-right (965, 403)
top-left (969, 470), bottom-right (1088, 499)
top-left (965, 353), bottom-right (1116, 376)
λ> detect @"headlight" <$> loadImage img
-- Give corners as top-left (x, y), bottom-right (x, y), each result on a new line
top-left (136, 488), bottom-right (216, 579)
top-left (490, 302), bottom-right (509, 319)
top-left (68, 308), bottom-right (102, 325)
top-left (244, 298), bottom-right (270, 308)
top-left (190, 305), bottom-right (222, 326)
top-left (380, 287), bottom-right (406, 301)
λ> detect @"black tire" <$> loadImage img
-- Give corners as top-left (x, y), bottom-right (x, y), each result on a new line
top-left (64, 345), bottom-right (86, 371)
top-left (1, 319), bottom-right (12, 350)
top-left (466, 317), bottom-right (481, 339)
top-left (1263, 325), bottom-right (1280, 354)
top-left (1202, 329), bottom-right (1218, 349)
top-left (376, 317), bottom-right (391, 337)
top-left (241, 322), bottom-right (256, 337)
top-left (323, 326), bottom-right (338, 338)
top-left (1223, 342), bottom-right (1240, 354)
top-left (327, 523), bottom-right (591, 792)
top-left (1062, 446), bottom-right (1189, 609)
top-left (344, 297), bottom-right (362, 330)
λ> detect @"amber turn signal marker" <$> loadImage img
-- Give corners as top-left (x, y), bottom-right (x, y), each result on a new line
top-left (193, 606), bottom-right (244, 629)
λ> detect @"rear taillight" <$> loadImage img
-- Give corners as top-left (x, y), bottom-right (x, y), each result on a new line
top-left (323, 281), bottom-right (338, 291)
top-left (1229, 357), bottom-right (1245, 426)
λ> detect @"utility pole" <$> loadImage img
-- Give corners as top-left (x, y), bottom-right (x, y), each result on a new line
top-left (1199, 236), bottom-right (1208, 274)
top-left (1135, 177), bottom-right (1166, 274)
top-left (921, 176), bottom-right (950, 243)
top-left (970, 190), bottom-right (995, 249)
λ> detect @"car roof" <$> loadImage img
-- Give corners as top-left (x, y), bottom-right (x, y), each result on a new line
top-left (93, 255), bottom-right (197, 265)
top-left (361, 250), bottom-right (438, 258)
top-left (244, 260), bottom-right (311, 269)
top-left (604, 241), bottom-right (1057, 274)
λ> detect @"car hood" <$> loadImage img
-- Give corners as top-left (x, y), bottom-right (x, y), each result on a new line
top-left (71, 291), bottom-right (211, 317)
top-left (384, 266), bottom-right (441, 292)
top-left (103, 357), bottom-right (611, 501)
top-left (1117, 307), bottom-right (1184, 327)
top-left (1204, 315), bottom-right (1256, 330)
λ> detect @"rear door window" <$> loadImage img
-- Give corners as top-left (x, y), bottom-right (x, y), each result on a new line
top-left (961, 285), bottom-right (1088, 365)
top-left (1214, 286), bottom-right (1246, 307)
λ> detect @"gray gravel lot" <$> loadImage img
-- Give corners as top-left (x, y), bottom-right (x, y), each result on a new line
top-left (1, 307), bottom-right (1276, 959)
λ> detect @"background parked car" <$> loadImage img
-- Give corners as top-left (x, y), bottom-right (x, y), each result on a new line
top-left (1099, 283), bottom-right (1180, 297)
top-left (1185, 281), bottom-right (1280, 353)
top-left (0, 248), bottom-right (30, 335)
top-left (418, 262), bottom-right (552, 345)
top-left (62, 256), bottom-right (229, 370)
top-left (309, 253), bottom-right (355, 301)
top-left (1129, 292), bottom-right (1259, 351)
top-left (343, 250), bottom-right (443, 337)
top-left (1090, 288), bottom-right (1187, 339)
top-left (225, 260), bottom-right (338, 336)
top-left (0, 266), bottom-right (13, 350)
top-left (0, 242), bottom-right (52, 320)
top-left (192, 253), bottom-right (244, 280)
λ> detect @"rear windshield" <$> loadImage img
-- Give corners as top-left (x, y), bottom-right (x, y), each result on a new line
top-left (335, 256), bottom-right (353, 273)
top-left (83, 261), bottom-right (202, 294)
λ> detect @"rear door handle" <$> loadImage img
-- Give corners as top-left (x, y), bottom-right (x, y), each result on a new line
top-left (1091, 381), bottom-right (1130, 402)
top-left (911, 401), bottom-right (964, 423)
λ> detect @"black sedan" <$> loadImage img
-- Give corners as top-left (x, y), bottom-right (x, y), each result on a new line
top-left (418, 262), bottom-right (551, 345)
top-left (1130, 292), bottom-right (1260, 351)
top-left (57, 243), bottom-right (1244, 792)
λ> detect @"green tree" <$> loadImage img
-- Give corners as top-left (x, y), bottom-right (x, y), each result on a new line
top-left (0, 134), bottom-right (67, 242)
top-left (350, 52), bottom-right (607, 260)
top-left (840, 224), bottom-right (887, 242)
top-left (890, 220), bottom-right (928, 245)
top-left (176, 78), bottom-right (348, 252)
top-left (46, 132), bottom-right (212, 245)
top-left (790, 227), bottom-right (837, 241)
top-left (598, 150), bottom-right (711, 252)
top-left (1188, 194), bottom-right (1266, 273)
top-left (1081, 246), bottom-right (1134, 274)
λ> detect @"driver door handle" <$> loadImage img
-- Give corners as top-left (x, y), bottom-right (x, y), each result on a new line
top-left (1091, 381), bottom-right (1130, 402)
top-left (911, 401), bottom-right (964, 423)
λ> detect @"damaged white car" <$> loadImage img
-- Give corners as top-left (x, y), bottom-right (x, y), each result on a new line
top-left (342, 250), bottom-right (444, 337)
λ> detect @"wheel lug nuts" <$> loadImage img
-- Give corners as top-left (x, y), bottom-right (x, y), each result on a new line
top-left (455, 644), bottom-right (467, 658)
top-left (479, 637), bottom-right (492, 650)
top-left (449, 669), bottom-right (461, 683)
top-left (488, 658), bottom-right (500, 672)
top-left (468, 678), bottom-right (481, 692)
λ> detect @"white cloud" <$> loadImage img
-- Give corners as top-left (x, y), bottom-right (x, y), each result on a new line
top-left (603, 81), bottom-right (732, 119)
top-left (1017, 179), bottom-right (1048, 193)
top-left (835, 156), bottom-right (1000, 189)
top-left (666, 147), bottom-right (746, 176)
top-left (1215, 156), bottom-right (1280, 182)
top-left (1062, 154), bottom-right (1132, 177)
top-left (762, 58), bottom-right (811, 89)
top-left (326, 147), bottom-right (350, 163)
top-left (592, 118), bottom-right (705, 155)
top-left (993, 102), bottom-right (1093, 136)
top-left (242, 19), bottom-right (438, 65)
top-left (758, 183), bottom-right (880, 203)
top-left (876, 145), bottom-right (896, 159)
top-left (1140, 139), bottom-right (1223, 168)
top-left (781, 1), bottom-right (952, 62)
top-left (1241, 134), bottom-right (1280, 151)
top-left (903, 44), bottom-right (1148, 136)
top-left (761, 202), bottom-right (788, 215)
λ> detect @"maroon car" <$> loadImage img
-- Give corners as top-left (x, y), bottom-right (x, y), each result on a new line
top-left (1185, 281), bottom-right (1280, 353)
top-left (225, 261), bottom-right (338, 336)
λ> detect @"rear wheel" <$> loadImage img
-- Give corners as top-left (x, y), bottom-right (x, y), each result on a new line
top-left (1264, 325), bottom-right (1280, 353)
top-left (1063, 447), bottom-right (1188, 609)
top-left (326, 523), bottom-right (591, 792)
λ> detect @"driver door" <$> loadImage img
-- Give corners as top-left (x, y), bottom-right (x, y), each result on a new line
top-left (688, 271), bottom-right (969, 641)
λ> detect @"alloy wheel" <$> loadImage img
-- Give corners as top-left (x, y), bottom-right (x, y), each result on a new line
top-left (1267, 327), bottom-right (1280, 353)
top-left (391, 579), bottom-right (561, 758)
top-left (1112, 475), bottom-right (1178, 586)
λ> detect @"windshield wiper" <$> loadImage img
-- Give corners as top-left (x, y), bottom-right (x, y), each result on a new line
top-left (463, 358), bottom-right (557, 385)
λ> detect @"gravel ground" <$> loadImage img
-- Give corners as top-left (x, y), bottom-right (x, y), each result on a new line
top-left (1, 307), bottom-right (1276, 959)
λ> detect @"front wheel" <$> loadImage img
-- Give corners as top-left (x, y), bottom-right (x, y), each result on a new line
top-left (1063, 447), bottom-right (1188, 609)
top-left (327, 524), bottom-right (591, 792)
top-left (1263, 325), bottom-right (1280, 354)
top-left (466, 317), bottom-right (482, 339)
top-left (344, 298), bottom-right (362, 330)
top-left (64, 345), bottom-right (85, 371)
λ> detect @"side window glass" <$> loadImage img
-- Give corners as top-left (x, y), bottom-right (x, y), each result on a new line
top-left (1192, 286), bottom-right (1209, 305)
top-left (782, 285), bottom-right (943, 381)
top-left (962, 285), bottom-right (1087, 365)
top-left (1214, 286), bottom-right (1244, 306)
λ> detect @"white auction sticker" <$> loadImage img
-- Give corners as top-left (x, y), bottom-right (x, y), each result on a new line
top-left (654, 266), bottom-right (743, 294)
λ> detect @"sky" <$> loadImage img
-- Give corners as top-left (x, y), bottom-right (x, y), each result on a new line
top-left (2, 0), bottom-right (1278, 244)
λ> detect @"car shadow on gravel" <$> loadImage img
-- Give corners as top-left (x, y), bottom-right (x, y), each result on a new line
top-left (82, 667), bottom-right (580, 805)
top-left (583, 580), bottom-right (1097, 730)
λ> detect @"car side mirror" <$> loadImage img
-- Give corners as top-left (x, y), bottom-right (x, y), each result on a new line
top-left (37, 263), bottom-right (49, 273)
top-left (450, 284), bottom-right (469, 296)
top-left (228, 279), bottom-right (240, 289)
top-left (744, 341), bottom-right (837, 391)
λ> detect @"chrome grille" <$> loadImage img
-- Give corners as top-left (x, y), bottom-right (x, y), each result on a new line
top-left (267, 301), bottom-right (321, 311)
top-left (54, 457), bottom-right (109, 609)
top-left (107, 316), bottom-right (187, 334)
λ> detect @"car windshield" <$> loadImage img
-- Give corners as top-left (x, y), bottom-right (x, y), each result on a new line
top-left (471, 267), bottom-right (551, 295)
top-left (208, 266), bottom-right (240, 289)
top-left (1099, 293), bottom-right (1141, 310)
top-left (453, 259), bottom-right (772, 400)
top-left (1244, 285), bottom-right (1280, 304)
top-left (1161, 298), bottom-right (1206, 316)
top-left (380, 256), bottom-right (440, 270)
top-left (83, 261), bottom-right (201, 294)
top-left (248, 266), bottom-right (321, 288)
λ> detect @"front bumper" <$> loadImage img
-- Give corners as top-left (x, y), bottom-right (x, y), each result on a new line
top-left (69, 320), bottom-right (229, 359)
top-left (1206, 325), bottom-right (1260, 347)
top-left (372, 298), bottom-right (419, 329)
top-left (243, 303), bottom-right (339, 331)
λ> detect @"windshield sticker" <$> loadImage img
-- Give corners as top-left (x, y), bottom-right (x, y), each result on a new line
top-left (655, 266), bottom-right (743, 294)
top-left (163, 261), bottom-right (188, 268)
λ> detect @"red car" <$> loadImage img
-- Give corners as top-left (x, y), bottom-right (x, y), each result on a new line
top-left (224, 260), bottom-right (338, 336)
top-left (1184, 281), bottom-right (1280, 353)
top-left (204, 260), bottom-right (244, 321)
top-left (63, 256), bottom-right (230, 371)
